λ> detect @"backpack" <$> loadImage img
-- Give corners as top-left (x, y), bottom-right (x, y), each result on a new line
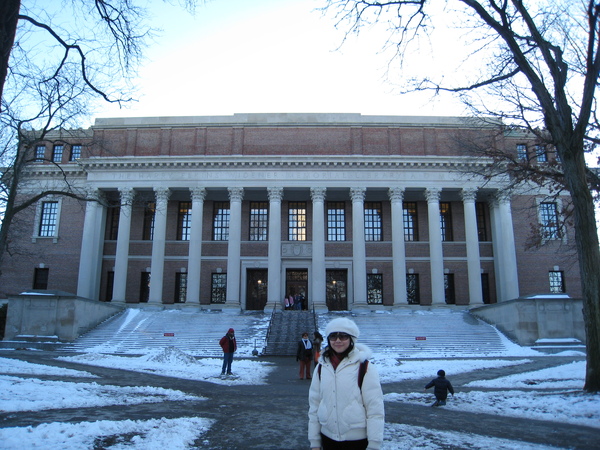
top-left (317, 360), bottom-right (369, 390)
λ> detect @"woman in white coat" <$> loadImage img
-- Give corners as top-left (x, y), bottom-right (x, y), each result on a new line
top-left (308, 318), bottom-right (384, 450)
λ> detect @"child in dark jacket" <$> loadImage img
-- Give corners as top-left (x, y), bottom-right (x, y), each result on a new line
top-left (425, 369), bottom-right (454, 407)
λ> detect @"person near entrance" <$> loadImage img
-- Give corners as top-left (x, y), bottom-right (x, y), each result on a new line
top-left (296, 332), bottom-right (313, 379)
top-left (308, 318), bottom-right (384, 450)
top-left (219, 328), bottom-right (237, 376)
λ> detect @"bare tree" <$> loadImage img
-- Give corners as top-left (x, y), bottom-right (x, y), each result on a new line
top-left (323, 0), bottom-right (600, 392)
top-left (0, 1), bottom-right (197, 274)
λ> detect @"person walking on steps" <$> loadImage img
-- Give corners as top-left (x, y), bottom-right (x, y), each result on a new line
top-left (219, 328), bottom-right (237, 376)
top-left (425, 369), bottom-right (454, 406)
top-left (308, 317), bottom-right (384, 450)
top-left (297, 332), bottom-right (313, 379)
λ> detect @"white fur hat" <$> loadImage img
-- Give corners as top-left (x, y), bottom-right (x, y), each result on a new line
top-left (325, 317), bottom-right (360, 339)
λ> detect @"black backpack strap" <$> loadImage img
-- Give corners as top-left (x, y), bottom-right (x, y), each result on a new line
top-left (318, 363), bottom-right (322, 380)
top-left (358, 360), bottom-right (369, 389)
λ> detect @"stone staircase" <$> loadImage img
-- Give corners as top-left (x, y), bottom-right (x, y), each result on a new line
top-left (318, 309), bottom-right (509, 357)
top-left (60, 308), bottom-right (271, 357)
top-left (59, 307), bottom-right (512, 358)
top-left (262, 310), bottom-right (318, 356)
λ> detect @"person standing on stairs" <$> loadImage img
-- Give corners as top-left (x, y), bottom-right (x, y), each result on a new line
top-left (297, 332), bottom-right (313, 380)
top-left (219, 328), bottom-right (237, 376)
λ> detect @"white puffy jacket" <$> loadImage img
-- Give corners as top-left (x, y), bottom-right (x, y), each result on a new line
top-left (308, 343), bottom-right (384, 449)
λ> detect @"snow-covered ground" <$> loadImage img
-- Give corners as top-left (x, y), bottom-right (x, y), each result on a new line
top-left (0, 344), bottom-right (597, 449)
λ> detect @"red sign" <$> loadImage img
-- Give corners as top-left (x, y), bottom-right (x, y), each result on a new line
top-left (415, 337), bottom-right (427, 340)
top-left (164, 333), bottom-right (175, 337)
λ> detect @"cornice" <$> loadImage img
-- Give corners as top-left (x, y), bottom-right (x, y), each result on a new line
top-left (78, 155), bottom-right (493, 172)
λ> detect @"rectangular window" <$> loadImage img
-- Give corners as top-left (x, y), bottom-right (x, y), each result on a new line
top-left (39, 201), bottom-right (58, 237)
top-left (139, 272), bottom-right (150, 303)
top-left (403, 202), bottom-right (418, 241)
top-left (70, 144), bottom-right (82, 161)
top-left (476, 202), bottom-right (488, 241)
top-left (367, 273), bottom-right (383, 304)
top-left (35, 145), bottom-right (46, 162)
top-left (52, 145), bottom-right (63, 163)
top-left (106, 205), bottom-right (120, 240)
top-left (105, 271), bottom-right (114, 302)
top-left (33, 268), bottom-right (49, 290)
top-left (444, 273), bottom-right (456, 304)
top-left (288, 201), bottom-right (307, 241)
top-left (516, 144), bottom-right (527, 160)
top-left (211, 273), bottom-right (227, 303)
top-left (177, 201), bottom-right (192, 241)
top-left (364, 202), bottom-right (383, 241)
top-left (406, 273), bottom-right (420, 305)
top-left (175, 272), bottom-right (187, 303)
top-left (535, 145), bottom-right (548, 162)
top-left (250, 201), bottom-right (268, 241)
top-left (213, 202), bottom-right (230, 241)
top-left (327, 202), bottom-right (346, 241)
top-left (440, 202), bottom-right (453, 241)
top-left (540, 202), bottom-right (560, 240)
top-left (549, 271), bottom-right (566, 293)
top-left (142, 202), bottom-right (155, 240)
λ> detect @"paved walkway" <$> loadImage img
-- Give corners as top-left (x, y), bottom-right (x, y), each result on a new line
top-left (0, 351), bottom-right (597, 449)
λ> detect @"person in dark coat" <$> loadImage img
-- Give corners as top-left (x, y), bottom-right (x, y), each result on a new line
top-left (296, 332), bottom-right (313, 379)
top-left (425, 369), bottom-right (454, 406)
top-left (219, 328), bottom-right (237, 376)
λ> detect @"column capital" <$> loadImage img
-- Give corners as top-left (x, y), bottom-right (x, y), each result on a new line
top-left (425, 188), bottom-right (441, 203)
top-left (310, 187), bottom-right (327, 203)
top-left (154, 187), bottom-right (171, 204)
top-left (267, 186), bottom-right (284, 202)
top-left (495, 189), bottom-right (512, 205)
top-left (350, 187), bottom-right (366, 203)
top-left (461, 188), bottom-right (478, 203)
top-left (190, 187), bottom-right (207, 202)
top-left (118, 187), bottom-right (135, 205)
top-left (388, 187), bottom-right (405, 203)
top-left (228, 187), bottom-right (244, 202)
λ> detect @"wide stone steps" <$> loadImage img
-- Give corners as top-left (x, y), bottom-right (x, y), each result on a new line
top-left (60, 307), bottom-right (511, 358)
top-left (60, 308), bottom-right (271, 357)
top-left (319, 310), bottom-right (508, 357)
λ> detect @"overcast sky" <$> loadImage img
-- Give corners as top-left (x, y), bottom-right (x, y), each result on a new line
top-left (91, 0), bottom-right (467, 122)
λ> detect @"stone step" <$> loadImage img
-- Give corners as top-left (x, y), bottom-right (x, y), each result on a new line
top-left (59, 308), bottom-right (511, 358)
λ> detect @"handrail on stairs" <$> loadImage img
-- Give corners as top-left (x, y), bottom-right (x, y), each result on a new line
top-left (263, 300), bottom-right (278, 355)
top-left (312, 302), bottom-right (318, 334)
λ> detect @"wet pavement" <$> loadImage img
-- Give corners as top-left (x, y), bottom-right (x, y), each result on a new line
top-left (0, 351), bottom-right (597, 449)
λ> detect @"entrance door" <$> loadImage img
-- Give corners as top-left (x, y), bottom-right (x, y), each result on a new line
top-left (246, 269), bottom-right (268, 310)
top-left (286, 269), bottom-right (308, 310)
top-left (326, 269), bottom-right (348, 311)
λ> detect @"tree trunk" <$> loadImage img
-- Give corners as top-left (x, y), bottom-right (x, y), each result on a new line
top-left (0, 0), bottom-right (21, 109)
top-left (559, 142), bottom-right (600, 392)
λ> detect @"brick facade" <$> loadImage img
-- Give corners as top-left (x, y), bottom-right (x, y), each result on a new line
top-left (0, 113), bottom-right (582, 310)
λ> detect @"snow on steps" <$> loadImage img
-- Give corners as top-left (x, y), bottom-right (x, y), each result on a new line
top-left (61, 308), bottom-right (510, 357)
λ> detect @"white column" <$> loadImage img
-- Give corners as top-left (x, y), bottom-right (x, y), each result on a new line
top-left (388, 187), bottom-right (407, 305)
top-left (112, 188), bottom-right (134, 302)
top-left (489, 198), bottom-right (506, 301)
top-left (461, 188), bottom-right (483, 304)
top-left (226, 187), bottom-right (243, 307)
top-left (311, 187), bottom-right (327, 309)
top-left (149, 188), bottom-right (170, 304)
top-left (426, 188), bottom-right (446, 304)
top-left (497, 191), bottom-right (520, 300)
top-left (186, 187), bottom-right (206, 304)
top-left (267, 187), bottom-right (283, 309)
top-left (77, 188), bottom-right (105, 300)
top-left (351, 187), bottom-right (367, 307)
